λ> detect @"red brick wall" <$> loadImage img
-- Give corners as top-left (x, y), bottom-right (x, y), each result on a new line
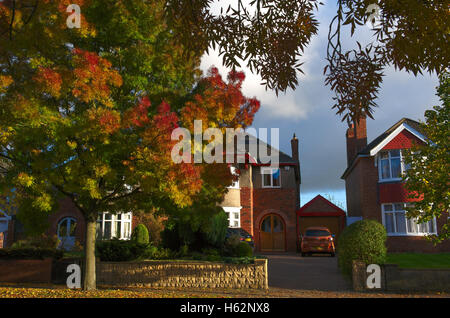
top-left (379, 182), bottom-right (422, 203)
top-left (0, 258), bottom-right (53, 283)
top-left (252, 188), bottom-right (298, 252)
top-left (345, 156), bottom-right (381, 222)
top-left (240, 187), bottom-right (253, 236)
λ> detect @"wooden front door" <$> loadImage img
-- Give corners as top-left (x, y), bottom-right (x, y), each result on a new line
top-left (260, 214), bottom-right (285, 251)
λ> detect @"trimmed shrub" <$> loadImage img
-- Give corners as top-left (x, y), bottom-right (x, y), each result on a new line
top-left (0, 247), bottom-right (63, 260)
top-left (337, 219), bottom-right (387, 277)
top-left (95, 239), bottom-right (175, 261)
top-left (96, 239), bottom-right (149, 262)
top-left (131, 224), bottom-right (150, 245)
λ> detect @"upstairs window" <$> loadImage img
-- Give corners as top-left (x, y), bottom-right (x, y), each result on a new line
top-left (262, 167), bottom-right (281, 188)
top-left (379, 149), bottom-right (406, 181)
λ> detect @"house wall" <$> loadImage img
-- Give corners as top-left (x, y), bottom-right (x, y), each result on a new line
top-left (345, 156), bottom-right (380, 222)
top-left (221, 188), bottom-right (241, 207)
top-left (344, 120), bottom-right (450, 253)
top-left (253, 188), bottom-right (298, 252)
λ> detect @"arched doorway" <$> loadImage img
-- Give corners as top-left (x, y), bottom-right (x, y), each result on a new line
top-left (57, 217), bottom-right (77, 250)
top-left (260, 214), bottom-right (285, 251)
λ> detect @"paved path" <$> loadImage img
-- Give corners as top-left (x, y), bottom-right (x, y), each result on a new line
top-left (263, 253), bottom-right (352, 292)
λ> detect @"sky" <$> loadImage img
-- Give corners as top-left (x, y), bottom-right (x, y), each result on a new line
top-left (199, 1), bottom-right (440, 210)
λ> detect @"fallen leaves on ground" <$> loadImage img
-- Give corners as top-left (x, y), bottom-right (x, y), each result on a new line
top-left (0, 285), bottom-right (448, 298)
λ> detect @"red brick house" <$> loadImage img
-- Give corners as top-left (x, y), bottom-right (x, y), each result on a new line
top-left (2, 133), bottom-right (301, 252)
top-left (221, 134), bottom-right (301, 252)
top-left (342, 117), bottom-right (450, 252)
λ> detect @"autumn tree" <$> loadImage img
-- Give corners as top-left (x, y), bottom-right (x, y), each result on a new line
top-left (403, 71), bottom-right (450, 244)
top-left (0, 0), bottom-right (259, 290)
top-left (2, 1), bottom-right (447, 123)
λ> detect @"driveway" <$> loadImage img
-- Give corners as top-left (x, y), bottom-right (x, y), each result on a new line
top-left (263, 253), bottom-right (352, 292)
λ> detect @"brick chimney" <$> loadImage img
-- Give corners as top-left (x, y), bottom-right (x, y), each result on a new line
top-left (291, 133), bottom-right (299, 163)
top-left (291, 133), bottom-right (301, 209)
top-left (346, 116), bottom-right (367, 166)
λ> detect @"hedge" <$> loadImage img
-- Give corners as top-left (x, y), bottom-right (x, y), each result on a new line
top-left (0, 247), bottom-right (64, 260)
top-left (337, 219), bottom-right (387, 277)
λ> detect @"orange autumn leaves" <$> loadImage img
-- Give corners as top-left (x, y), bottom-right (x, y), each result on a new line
top-left (72, 48), bottom-right (122, 107)
top-left (33, 48), bottom-right (122, 105)
top-left (181, 67), bottom-right (260, 132)
top-left (27, 48), bottom-right (259, 206)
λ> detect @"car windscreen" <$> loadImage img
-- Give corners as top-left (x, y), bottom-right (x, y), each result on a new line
top-left (305, 230), bottom-right (330, 237)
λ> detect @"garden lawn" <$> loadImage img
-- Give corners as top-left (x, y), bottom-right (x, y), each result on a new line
top-left (386, 253), bottom-right (450, 269)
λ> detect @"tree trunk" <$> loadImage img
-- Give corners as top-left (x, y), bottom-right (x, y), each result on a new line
top-left (83, 219), bottom-right (97, 291)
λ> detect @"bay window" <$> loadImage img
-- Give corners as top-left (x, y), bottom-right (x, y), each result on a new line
top-left (382, 203), bottom-right (436, 236)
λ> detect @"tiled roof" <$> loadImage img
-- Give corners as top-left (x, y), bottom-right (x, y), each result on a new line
top-left (357, 118), bottom-right (423, 155)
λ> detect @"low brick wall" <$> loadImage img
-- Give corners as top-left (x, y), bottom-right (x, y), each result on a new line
top-left (0, 258), bottom-right (53, 283)
top-left (352, 260), bottom-right (450, 293)
top-left (97, 259), bottom-right (268, 289)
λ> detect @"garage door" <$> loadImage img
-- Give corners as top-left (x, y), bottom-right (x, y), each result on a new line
top-left (299, 216), bottom-right (342, 241)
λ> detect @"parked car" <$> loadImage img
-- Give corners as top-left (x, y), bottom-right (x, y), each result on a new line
top-left (226, 228), bottom-right (254, 248)
top-left (300, 227), bottom-right (335, 257)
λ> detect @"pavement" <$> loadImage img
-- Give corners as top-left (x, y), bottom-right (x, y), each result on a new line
top-left (262, 253), bottom-right (352, 292)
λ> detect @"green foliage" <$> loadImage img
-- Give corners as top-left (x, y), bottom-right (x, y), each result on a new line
top-left (11, 234), bottom-right (59, 250)
top-left (133, 212), bottom-right (165, 245)
top-left (222, 235), bottom-right (253, 257)
top-left (204, 211), bottom-right (228, 248)
top-left (337, 220), bottom-right (387, 277)
top-left (131, 224), bottom-right (150, 245)
top-left (161, 207), bottom-right (229, 251)
top-left (96, 239), bottom-right (147, 262)
top-left (15, 197), bottom-right (57, 237)
top-left (326, 1), bottom-right (449, 123)
top-left (95, 239), bottom-right (175, 262)
top-left (386, 253), bottom-right (450, 269)
top-left (235, 242), bottom-right (254, 258)
top-left (0, 247), bottom-right (63, 260)
top-left (404, 71), bottom-right (450, 243)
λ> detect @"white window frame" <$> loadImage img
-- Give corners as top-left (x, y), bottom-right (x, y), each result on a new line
top-left (381, 203), bottom-right (437, 236)
top-left (223, 207), bottom-right (241, 228)
top-left (378, 149), bottom-right (407, 182)
top-left (261, 167), bottom-right (281, 188)
top-left (97, 212), bottom-right (132, 240)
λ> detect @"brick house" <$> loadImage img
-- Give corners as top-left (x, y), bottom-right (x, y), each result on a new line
top-left (2, 133), bottom-right (301, 252)
top-left (221, 134), bottom-right (301, 252)
top-left (342, 117), bottom-right (450, 252)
